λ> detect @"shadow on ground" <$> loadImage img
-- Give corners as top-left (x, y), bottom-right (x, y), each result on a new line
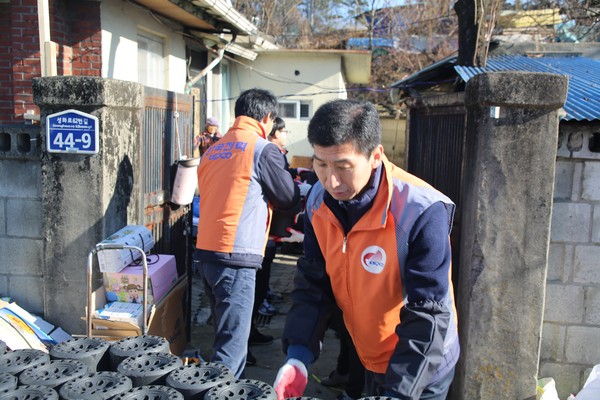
top-left (187, 250), bottom-right (344, 400)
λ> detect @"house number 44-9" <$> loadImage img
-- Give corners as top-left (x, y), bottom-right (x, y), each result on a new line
top-left (52, 132), bottom-right (93, 149)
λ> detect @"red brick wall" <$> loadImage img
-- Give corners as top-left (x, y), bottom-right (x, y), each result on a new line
top-left (53, 0), bottom-right (102, 77)
top-left (0, 3), bottom-right (13, 124)
top-left (0, 0), bottom-right (102, 125)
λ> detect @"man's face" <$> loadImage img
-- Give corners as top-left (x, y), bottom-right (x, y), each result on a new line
top-left (313, 142), bottom-right (383, 201)
top-left (206, 125), bottom-right (218, 134)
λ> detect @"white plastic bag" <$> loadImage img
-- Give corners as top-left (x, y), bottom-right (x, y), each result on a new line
top-left (574, 364), bottom-right (600, 400)
top-left (537, 377), bottom-right (560, 400)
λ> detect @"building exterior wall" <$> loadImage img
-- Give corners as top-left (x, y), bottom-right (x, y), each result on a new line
top-left (100, 0), bottom-right (188, 93)
top-left (540, 121), bottom-right (600, 398)
top-left (0, 1), bottom-right (17, 124)
top-left (52, 0), bottom-right (102, 77)
top-left (232, 51), bottom-right (348, 160)
top-left (0, 0), bottom-right (101, 125)
top-left (0, 0), bottom-right (191, 125)
top-left (381, 116), bottom-right (406, 167)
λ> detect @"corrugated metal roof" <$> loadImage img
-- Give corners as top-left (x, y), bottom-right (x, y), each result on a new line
top-left (455, 56), bottom-right (600, 121)
top-left (390, 55), bottom-right (457, 89)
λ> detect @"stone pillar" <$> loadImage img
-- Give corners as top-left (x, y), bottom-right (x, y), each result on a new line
top-left (454, 72), bottom-right (568, 399)
top-left (33, 76), bottom-right (143, 335)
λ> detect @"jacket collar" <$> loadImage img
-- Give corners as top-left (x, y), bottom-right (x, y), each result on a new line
top-left (228, 116), bottom-right (268, 139)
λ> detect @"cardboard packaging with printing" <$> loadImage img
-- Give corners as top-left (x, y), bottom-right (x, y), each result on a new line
top-left (90, 276), bottom-right (189, 355)
top-left (97, 225), bottom-right (155, 273)
top-left (103, 254), bottom-right (178, 306)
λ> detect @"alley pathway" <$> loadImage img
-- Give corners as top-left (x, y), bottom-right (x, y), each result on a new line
top-left (187, 250), bottom-right (344, 400)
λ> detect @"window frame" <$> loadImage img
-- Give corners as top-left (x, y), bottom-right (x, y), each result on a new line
top-left (278, 100), bottom-right (311, 120)
top-left (137, 30), bottom-right (167, 89)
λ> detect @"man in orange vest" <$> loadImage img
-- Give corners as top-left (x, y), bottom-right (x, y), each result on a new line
top-left (274, 99), bottom-right (459, 400)
top-left (195, 88), bottom-right (299, 378)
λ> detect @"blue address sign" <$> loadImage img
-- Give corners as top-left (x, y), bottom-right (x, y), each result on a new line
top-left (46, 109), bottom-right (99, 155)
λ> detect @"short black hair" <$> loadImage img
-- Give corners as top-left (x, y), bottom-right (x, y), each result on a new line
top-left (308, 99), bottom-right (380, 156)
top-left (235, 88), bottom-right (278, 121)
top-left (269, 117), bottom-right (286, 136)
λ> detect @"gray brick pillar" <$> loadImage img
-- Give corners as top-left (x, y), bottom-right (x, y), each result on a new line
top-left (33, 76), bottom-right (143, 335)
top-left (454, 72), bottom-right (568, 399)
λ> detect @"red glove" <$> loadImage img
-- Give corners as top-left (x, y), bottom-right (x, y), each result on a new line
top-left (274, 358), bottom-right (308, 400)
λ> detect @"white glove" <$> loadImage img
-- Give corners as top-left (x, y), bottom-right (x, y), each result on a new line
top-left (275, 228), bottom-right (305, 243)
top-left (274, 358), bottom-right (308, 400)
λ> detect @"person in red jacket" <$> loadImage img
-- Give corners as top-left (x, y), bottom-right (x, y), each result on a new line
top-left (274, 99), bottom-right (459, 400)
top-left (195, 88), bottom-right (300, 378)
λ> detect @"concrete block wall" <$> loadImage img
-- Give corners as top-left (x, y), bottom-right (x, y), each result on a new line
top-left (541, 122), bottom-right (600, 398)
top-left (0, 125), bottom-right (44, 313)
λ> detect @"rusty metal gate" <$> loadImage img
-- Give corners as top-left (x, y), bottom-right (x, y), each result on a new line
top-left (406, 98), bottom-right (466, 287)
top-left (140, 87), bottom-right (196, 341)
top-left (140, 87), bottom-right (195, 284)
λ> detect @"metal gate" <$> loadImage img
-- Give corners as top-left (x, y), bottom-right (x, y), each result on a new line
top-left (406, 96), bottom-right (466, 287)
top-left (408, 106), bottom-right (465, 205)
top-left (140, 87), bottom-right (195, 278)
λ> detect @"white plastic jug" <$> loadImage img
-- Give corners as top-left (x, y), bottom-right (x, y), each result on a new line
top-left (171, 158), bottom-right (200, 205)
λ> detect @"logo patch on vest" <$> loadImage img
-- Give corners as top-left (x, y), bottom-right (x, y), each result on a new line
top-left (361, 246), bottom-right (386, 274)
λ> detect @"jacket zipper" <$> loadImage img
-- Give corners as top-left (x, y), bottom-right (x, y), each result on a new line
top-left (342, 235), bottom-right (347, 254)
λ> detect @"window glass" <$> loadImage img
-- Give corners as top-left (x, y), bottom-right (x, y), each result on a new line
top-left (279, 102), bottom-right (298, 118)
top-left (138, 31), bottom-right (165, 89)
top-left (279, 101), bottom-right (311, 120)
top-left (300, 103), bottom-right (310, 119)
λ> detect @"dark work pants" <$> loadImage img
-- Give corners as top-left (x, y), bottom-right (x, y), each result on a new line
top-left (330, 307), bottom-right (365, 398)
top-left (252, 241), bottom-right (276, 321)
top-left (364, 366), bottom-right (455, 400)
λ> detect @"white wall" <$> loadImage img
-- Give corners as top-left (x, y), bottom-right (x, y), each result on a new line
top-left (381, 117), bottom-right (406, 167)
top-left (100, 0), bottom-right (187, 93)
top-left (232, 51), bottom-right (348, 159)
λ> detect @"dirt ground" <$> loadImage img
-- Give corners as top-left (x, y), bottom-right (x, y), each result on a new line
top-left (186, 250), bottom-right (346, 400)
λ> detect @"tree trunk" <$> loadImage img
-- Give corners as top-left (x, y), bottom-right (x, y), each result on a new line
top-left (454, 0), bottom-right (477, 66)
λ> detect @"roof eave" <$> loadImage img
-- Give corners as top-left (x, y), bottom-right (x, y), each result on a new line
top-left (133, 0), bottom-right (277, 50)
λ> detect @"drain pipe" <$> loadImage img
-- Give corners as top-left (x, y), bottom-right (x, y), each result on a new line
top-left (185, 46), bottom-right (226, 94)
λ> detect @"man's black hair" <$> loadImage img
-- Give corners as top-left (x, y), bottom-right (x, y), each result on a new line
top-left (269, 117), bottom-right (286, 136)
top-left (235, 88), bottom-right (279, 121)
top-left (307, 99), bottom-right (380, 156)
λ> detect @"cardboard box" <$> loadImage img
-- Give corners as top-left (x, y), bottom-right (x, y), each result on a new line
top-left (290, 155), bottom-right (313, 170)
top-left (93, 302), bottom-right (149, 327)
top-left (103, 254), bottom-right (178, 305)
top-left (90, 276), bottom-right (189, 355)
top-left (97, 225), bottom-right (155, 273)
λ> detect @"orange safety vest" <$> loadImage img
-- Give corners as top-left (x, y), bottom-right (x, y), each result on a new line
top-left (195, 116), bottom-right (273, 256)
